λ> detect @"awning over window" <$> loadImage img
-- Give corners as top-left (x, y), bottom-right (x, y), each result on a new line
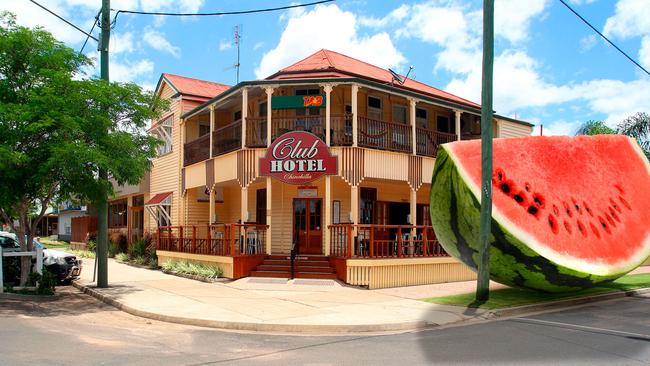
top-left (145, 192), bottom-right (172, 206)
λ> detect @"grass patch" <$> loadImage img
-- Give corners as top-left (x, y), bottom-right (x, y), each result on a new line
top-left (39, 239), bottom-right (70, 250)
top-left (161, 260), bottom-right (223, 279)
top-left (69, 249), bottom-right (95, 259)
top-left (421, 273), bottom-right (650, 310)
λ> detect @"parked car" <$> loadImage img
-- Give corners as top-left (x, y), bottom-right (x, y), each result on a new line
top-left (0, 232), bottom-right (82, 283)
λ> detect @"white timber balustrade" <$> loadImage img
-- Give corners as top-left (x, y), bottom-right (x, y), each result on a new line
top-left (0, 240), bottom-right (43, 293)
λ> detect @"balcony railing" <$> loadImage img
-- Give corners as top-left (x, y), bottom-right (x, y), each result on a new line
top-left (329, 224), bottom-right (448, 259)
top-left (212, 119), bottom-right (242, 157)
top-left (157, 223), bottom-right (268, 257)
top-left (245, 117), bottom-right (267, 147)
top-left (416, 128), bottom-right (457, 157)
top-left (271, 115), bottom-right (325, 142)
top-left (184, 134), bottom-right (210, 166)
top-left (358, 116), bottom-right (412, 153)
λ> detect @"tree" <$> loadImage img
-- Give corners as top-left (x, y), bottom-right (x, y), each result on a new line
top-left (617, 112), bottom-right (649, 159)
top-left (575, 120), bottom-right (616, 136)
top-left (0, 13), bottom-right (166, 285)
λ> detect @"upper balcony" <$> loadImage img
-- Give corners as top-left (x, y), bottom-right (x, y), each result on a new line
top-left (182, 83), bottom-right (486, 167)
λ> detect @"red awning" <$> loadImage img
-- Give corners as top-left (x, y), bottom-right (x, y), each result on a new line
top-left (145, 192), bottom-right (172, 205)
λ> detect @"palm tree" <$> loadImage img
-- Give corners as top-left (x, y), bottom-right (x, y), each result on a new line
top-left (616, 112), bottom-right (649, 159)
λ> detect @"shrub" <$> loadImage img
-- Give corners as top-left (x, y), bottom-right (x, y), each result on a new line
top-left (109, 231), bottom-right (128, 253)
top-left (86, 240), bottom-right (96, 252)
top-left (26, 269), bottom-right (56, 295)
top-left (130, 239), bottom-right (147, 259)
top-left (161, 260), bottom-right (222, 279)
top-left (148, 256), bottom-right (158, 269)
top-left (108, 241), bottom-right (119, 258)
top-left (70, 249), bottom-right (95, 259)
top-left (115, 252), bottom-right (129, 262)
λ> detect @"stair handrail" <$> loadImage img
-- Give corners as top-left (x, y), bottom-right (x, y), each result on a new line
top-left (290, 228), bottom-right (299, 280)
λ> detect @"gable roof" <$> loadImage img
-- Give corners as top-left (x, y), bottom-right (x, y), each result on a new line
top-left (156, 73), bottom-right (230, 100)
top-left (266, 49), bottom-right (480, 108)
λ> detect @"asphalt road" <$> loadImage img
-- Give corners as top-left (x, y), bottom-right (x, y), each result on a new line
top-left (1, 287), bottom-right (649, 366)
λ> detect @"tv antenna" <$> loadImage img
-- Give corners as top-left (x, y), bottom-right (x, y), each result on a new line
top-left (223, 25), bottom-right (242, 83)
top-left (388, 66), bottom-right (413, 85)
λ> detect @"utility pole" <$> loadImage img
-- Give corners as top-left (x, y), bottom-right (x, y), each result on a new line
top-left (97, 0), bottom-right (110, 288)
top-left (476, 0), bottom-right (494, 302)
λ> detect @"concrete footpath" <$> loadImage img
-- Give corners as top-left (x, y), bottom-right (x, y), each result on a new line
top-left (73, 258), bottom-right (650, 334)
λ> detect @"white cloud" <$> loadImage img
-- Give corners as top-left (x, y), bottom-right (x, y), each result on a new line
top-left (140, 0), bottom-right (204, 14)
top-left (579, 34), bottom-right (598, 52)
top-left (532, 120), bottom-right (584, 136)
top-left (253, 41), bottom-right (265, 51)
top-left (639, 36), bottom-right (650, 69)
top-left (256, 4), bottom-right (405, 79)
top-left (143, 28), bottom-right (180, 58)
top-left (603, 0), bottom-right (650, 39)
top-left (359, 4), bottom-right (410, 28)
top-left (111, 32), bottom-right (135, 55)
top-left (110, 58), bottom-right (155, 83)
top-left (219, 40), bottom-right (233, 51)
top-left (494, 0), bottom-right (548, 43)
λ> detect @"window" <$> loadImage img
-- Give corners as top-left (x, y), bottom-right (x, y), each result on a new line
top-left (367, 96), bottom-right (382, 120)
top-left (437, 115), bottom-right (452, 134)
top-left (151, 115), bottom-right (173, 155)
top-left (157, 205), bottom-right (171, 227)
top-left (259, 102), bottom-right (267, 117)
top-left (109, 199), bottom-right (128, 228)
top-left (132, 195), bottom-right (144, 207)
top-left (199, 123), bottom-right (210, 137)
top-left (256, 189), bottom-right (267, 225)
top-left (416, 108), bottom-right (428, 129)
top-left (359, 188), bottom-right (377, 224)
top-left (392, 105), bottom-right (407, 124)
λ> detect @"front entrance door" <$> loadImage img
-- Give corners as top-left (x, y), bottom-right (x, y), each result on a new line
top-left (293, 198), bottom-right (322, 254)
top-left (129, 207), bottom-right (144, 244)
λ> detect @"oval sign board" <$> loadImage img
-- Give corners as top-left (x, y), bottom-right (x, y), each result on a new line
top-left (259, 131), bottom-right (337, 185)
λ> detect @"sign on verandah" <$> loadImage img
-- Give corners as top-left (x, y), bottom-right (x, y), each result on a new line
top-left (259, 131), bottom-right (337, 185)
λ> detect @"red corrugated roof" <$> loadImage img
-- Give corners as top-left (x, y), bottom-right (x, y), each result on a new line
top-left (268, 49), bottom-right (480, 108)
top-left (145, 192), bottom-right (172, 205)
top-left (162, 73), bottom-right (230, 99)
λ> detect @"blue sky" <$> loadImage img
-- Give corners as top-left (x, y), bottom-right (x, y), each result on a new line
top-left (3, 0), bottom-right (649, 135)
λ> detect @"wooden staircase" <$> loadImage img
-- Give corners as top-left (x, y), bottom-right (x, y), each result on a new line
top-left (250, 255), bottom-right (337, 280)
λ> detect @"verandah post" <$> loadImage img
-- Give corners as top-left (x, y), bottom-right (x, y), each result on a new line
top-left (206, 224), bottom-right (211, 255)
top-left (369, 226), bottom-right (374, 258)
top-left (229, 225), bottom-right (236, 256)
top-left (192, 225), bottom-right (197, 253)
top-left (397, 226), bottom-right (403, 258)
top-left (423, 227), bottom-right (428, 257)
top-left (347, 224), bottom-right (352, 258)
top-left (179, 226), bottom-right (184, 252)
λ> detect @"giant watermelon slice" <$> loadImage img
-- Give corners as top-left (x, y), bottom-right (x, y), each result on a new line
top-left (430, 135), bottom-right (650, 292)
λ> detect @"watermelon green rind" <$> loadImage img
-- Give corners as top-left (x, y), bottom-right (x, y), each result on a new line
top-left (430, 145), bottom-right (638, 292)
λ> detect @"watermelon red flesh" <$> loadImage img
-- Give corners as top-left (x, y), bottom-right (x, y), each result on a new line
top-left (430, 135), bottom-right (650, 292)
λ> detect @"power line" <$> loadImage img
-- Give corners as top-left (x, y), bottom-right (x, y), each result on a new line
top-left (28, 0), bottom-right (99, 42)
top-left (111, 0), bottom-right (334, 24)
top-left (78, 10), bottom-right (101, 56)
top-left (558, 0), bottom-right (649, 76)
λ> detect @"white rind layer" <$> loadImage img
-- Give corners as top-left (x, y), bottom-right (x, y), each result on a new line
top-left (444, 137), bottom-right (650, 276)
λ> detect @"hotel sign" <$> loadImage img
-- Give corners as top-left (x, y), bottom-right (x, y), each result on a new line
top-left (271, 95), bottom-right (326, 109)
top-left (259, 131), bottom-right (337, 185)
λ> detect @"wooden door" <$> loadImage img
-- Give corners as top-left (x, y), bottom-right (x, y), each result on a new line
top-left (129, 206), bottom-right (144, 244)
top-left (293, 198), bottom-right (323, 254)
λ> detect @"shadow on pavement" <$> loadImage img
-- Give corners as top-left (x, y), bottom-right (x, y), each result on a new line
top-left (0, 286), bottom-right (112, 318)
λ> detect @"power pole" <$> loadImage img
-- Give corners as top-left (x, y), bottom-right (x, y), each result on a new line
top-left (97, 0), bottom-right (110, 288)
top-left (476, 0), bottom-right (494, 302)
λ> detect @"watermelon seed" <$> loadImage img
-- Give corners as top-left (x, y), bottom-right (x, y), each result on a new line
top-left (610, 198), bottom-right (622, 213)
top-left (619, 196), bottom-right (632, 210)
top-left (500, 183), bottom-right (511, 195)
top-left (563, 201), bottom-right (573, 217)
top-left (590, 223), bottom-right (601, 239)
top-left (513, 191), bottom-right (527, 206)
top-left (533, 193), bottom-right (545, 208)
top-left (527, 205), bottom-right (539, 217)
top-left (605, 213), bottom-right (616, 228)
top-left (598, 216), bottom-right (611, 234)
top-left (583, 201), bottom-right (593, 217)
top-left (614, 184), bottom-right (625, 195)
top-left (524, 182), bottom-right (532, 192)
top-left (563, 220), bottom-right (572, 234)
top-left (548, 215), bottom-right (559, 234)
top-left (609, 207), bottom-right (621, 222)
top-left (577, 220), bottom-right (587, 237)
top-left (552, 204), bottom-right (560, 216)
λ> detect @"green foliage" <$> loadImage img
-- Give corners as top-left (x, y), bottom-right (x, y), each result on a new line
top-left (133, 256), bottom-right (147, 266)
top-left (86, 240), bottom-right (96, 252)
top-left (26, 269), bottom-right (57, 295)
top-left (70, 249), bottom-right (95, 259)
top-left (148, 256), bottom-right (158, 269)
top-left (130, 239), bottom-right (147, 258)
top-left (0, 12), bottom-right (168, 285)
top-left (575, 120), bottom-right (615, 136)
top-left (108, 241), bottom-right (119, 258)
top-left (161, 260), bottom-right (223, 279)
top-left (115, 252), bottom-right (129, 262)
